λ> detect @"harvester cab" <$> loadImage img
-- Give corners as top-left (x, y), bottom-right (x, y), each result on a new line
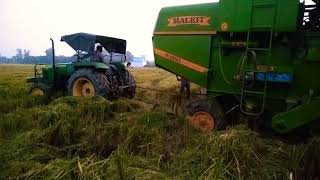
top-left (153, 0), bottom-right (320, 134)
top-left (27, 33), bottom-right (136, 99)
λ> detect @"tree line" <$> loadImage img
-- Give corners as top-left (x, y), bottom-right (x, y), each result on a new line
top-left (0, 48), bottom-right (74, 64)
top-left (0, 48), bottom-right (156, 67)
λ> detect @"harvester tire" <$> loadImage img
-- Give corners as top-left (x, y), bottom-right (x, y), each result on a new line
top-left (29, 83), bottom-right (51, 98)
top-left (67, 68), bottom-right (112, 98)
top-left (187, 99), bottom-right (227, 133)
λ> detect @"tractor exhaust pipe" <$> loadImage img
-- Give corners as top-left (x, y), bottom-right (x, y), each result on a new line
top-left (50, 38), bottom-right (56, 85)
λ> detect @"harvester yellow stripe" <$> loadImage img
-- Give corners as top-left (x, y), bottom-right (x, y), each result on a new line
top-left (154, 31), bottom-right (217, 35)
top-left (154, 48), bottom-right (208, 73)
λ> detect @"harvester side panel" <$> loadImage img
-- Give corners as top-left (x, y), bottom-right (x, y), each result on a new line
top-left (154, 3), bottom-right (218, 35)
top-left (154, 0), bottom-right (299, 34)
top-left (153, 35), bottom-right (212, 88)
top-left (218, 0), bottom-right (299, 32)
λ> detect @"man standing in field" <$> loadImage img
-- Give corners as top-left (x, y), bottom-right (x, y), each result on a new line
top-left (177, 76), bottom-right (190, 99)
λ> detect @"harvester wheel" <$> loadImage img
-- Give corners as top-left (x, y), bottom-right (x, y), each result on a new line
top-left (67, 68), bottom-right (111, 98)
top-left (187, 99), bottom-right (227, 133)
top-left (29, 83), bottom-right (51, 97)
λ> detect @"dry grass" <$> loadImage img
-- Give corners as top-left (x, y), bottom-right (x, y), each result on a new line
top-left (0, 64), bottom-right (319, 179)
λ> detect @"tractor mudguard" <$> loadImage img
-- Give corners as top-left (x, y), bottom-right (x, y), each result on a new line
top-left (26, 77), bottom-right (51, 85)
top-left (27, 77), bottom-right (39, 83)
top-left (109, 62), bottom-right (126, 73)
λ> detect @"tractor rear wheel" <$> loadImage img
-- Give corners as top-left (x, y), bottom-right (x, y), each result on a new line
top-left (187, 99), bottom-right (227, 133)
top-left (29, 83), bottom-right (51, 97)
top-left (67, 68), bottom-right (111, 98)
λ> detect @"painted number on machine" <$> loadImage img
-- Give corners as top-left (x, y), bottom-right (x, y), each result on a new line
top-left (168, 16), bottom-right (211, 26)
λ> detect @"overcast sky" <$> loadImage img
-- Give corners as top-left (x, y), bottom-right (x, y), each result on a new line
top-left (0, 0), bottom-right (314, 59)
top-left (0, 0), bottom-right (219, 59)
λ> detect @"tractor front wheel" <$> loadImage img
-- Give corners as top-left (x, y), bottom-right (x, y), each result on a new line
top-left (187, 99), bottom-right (227, 133)
top-left (67, 68), bottom-right (111, 98)
top-left (29, 83), bottom-right (51, 97)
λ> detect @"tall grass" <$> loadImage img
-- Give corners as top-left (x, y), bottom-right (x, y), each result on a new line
top-left (0, 65), bottom-right (319, 179)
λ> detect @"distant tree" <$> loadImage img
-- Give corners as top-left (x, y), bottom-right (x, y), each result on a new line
top-left (0, 47), bottom-right (74, 64)
top-left (20, 50), bottom-right (31, 64)
top-left (0, 53), bottom-right (3, 64)
top-left (45, 48), bottom-right (53, 57)
top-left (23, 50), bottom-right (30, 58)
top-left (0, 54), bottom-right (10, 64)
top-left (14, 49), bottom-right (23, 63)
top-left (16, 49), bottom-right (23, 58)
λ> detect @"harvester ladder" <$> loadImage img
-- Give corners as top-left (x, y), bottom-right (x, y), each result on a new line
top-left (240, 0), bottom-right (278, 116)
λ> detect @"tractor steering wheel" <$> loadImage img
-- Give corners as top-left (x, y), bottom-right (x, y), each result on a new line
top-left (74, 51), bottom-right (88, 62)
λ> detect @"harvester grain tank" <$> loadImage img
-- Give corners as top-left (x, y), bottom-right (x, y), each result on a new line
top-left (153, 0), bottom-right (320, 134)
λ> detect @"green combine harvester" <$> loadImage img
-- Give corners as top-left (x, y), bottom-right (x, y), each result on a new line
top-left (27, 33), bottom-right (136, 99)
top-left (153, 0), bottom-right (320, 134)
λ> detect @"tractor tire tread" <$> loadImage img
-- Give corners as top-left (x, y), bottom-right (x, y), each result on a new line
top-left (29, 83), bottom-right (52, 97)
top-left (67, 68), bottom-right (111, 98)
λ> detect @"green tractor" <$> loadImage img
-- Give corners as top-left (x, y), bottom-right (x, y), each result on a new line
top-left (153, 0), bottom-right (320, 134)
top-left (27, 33), bottom-right (136, 99)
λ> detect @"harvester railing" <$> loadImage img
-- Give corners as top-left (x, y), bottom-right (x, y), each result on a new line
top-left (240, 0), bottom-right (278, 116)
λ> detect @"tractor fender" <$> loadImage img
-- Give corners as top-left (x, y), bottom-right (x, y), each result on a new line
top-left (109, 62), bottom-right (126, 73)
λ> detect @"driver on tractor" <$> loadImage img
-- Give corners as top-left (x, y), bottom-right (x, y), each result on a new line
top-left (93, 45), bottom-right (104, 62)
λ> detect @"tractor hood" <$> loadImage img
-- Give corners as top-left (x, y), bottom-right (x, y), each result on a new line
top-left (61, 32), bottom-right (127, 55)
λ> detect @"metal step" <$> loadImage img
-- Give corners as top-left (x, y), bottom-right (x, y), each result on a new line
top-left (243, 90), bottom-right (265, 95)
top-left (253, 3), bottom-right (276, 8)
top-left (244, 69), bottom-right (271, 73)
top-left (249, 26), bottom-right (273, 29)
top-left (248, 48), bottom-right (271, 51)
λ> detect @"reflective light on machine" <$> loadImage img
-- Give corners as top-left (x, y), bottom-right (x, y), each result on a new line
top-left (256, 72), bottom-right (292, 83)
top-left (154, 48), bottom-right (208, 73)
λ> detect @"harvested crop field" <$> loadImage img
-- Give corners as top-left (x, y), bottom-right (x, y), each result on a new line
top-left (0, 64), bottom-right (319, 179)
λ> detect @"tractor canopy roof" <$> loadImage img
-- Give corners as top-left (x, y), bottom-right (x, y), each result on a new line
top-left (60, 32), bottom-right (127, 55)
